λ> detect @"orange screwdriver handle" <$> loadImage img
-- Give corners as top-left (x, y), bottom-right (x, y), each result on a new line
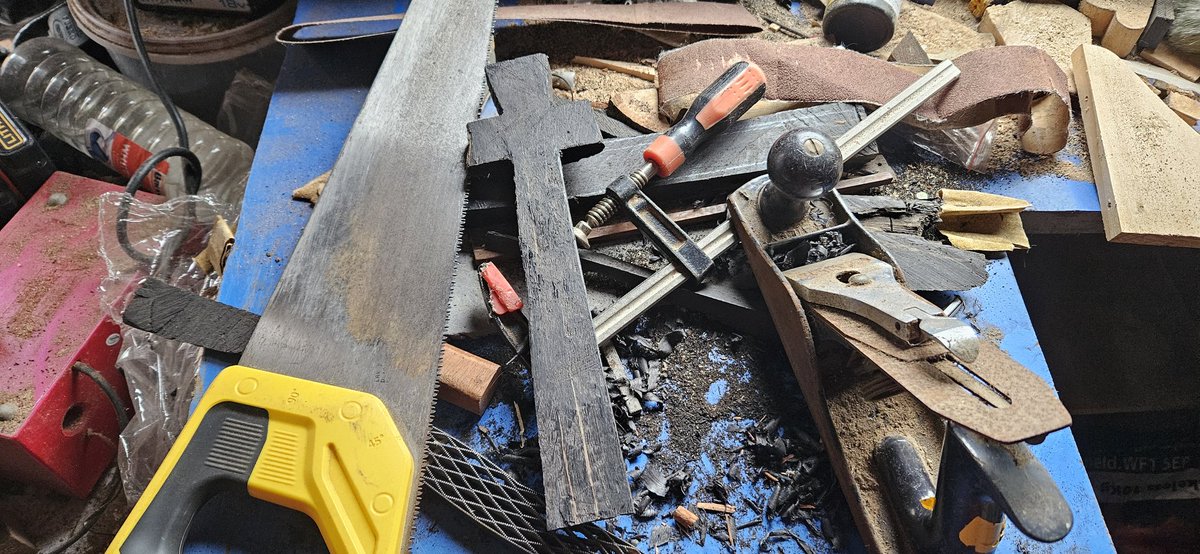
top-left (643, 61), bottom-right (767, 178)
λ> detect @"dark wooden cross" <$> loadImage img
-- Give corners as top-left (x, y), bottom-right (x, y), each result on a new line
top-left (467, 54), bottom-right (632, 530)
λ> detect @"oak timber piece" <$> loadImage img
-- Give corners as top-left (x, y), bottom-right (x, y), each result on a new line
top-left (1073, 45), bottom-right (1200, 248)
top-left (438, 343), bottom-right (501, 415)
top-left (466, 54), bottom-right (632, 529)
top-left (728, 183), bottom-right (938, 554)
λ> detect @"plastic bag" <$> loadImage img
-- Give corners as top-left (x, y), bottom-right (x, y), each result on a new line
top-left (890, 120), bottom-right (997, 172)
top-left (97, 191), bottom-right (232, 501)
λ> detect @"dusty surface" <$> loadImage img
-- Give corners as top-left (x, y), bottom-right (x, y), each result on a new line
top-left (989, 115), bottom-right (1094, 182)
top-left (550, 64), bottom-right (654, 108)
top-left (981, 1), bottom-right (1092, 90)
top-left (877, 2), bottom-right (995, 61)
top-left (0, 388), bottom-right (34, 435)
top-left (89, 0), bottom-right (253, 38)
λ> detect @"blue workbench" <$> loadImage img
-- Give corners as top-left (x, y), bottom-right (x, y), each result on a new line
top-left (192, 2), bottom-right (1115, 552)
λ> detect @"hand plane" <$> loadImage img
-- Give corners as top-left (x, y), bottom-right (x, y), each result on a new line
top-left (727, 61), bottom-right (1073, 553)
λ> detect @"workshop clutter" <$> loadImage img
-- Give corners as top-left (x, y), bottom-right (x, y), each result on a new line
top-left (1, 0), bottom-right (1198, 551)
top-left (0, 38), bottom-right (254, 208)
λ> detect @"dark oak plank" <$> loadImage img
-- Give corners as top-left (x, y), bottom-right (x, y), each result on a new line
top-left (467, 54), bottom-right (632, 529)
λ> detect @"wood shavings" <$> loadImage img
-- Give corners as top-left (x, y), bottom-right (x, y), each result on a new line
top-left (550, 64), bottom-right (652, 108)
top-left (877, 3), bottom-right (995, 60)
top-left (291, 170), bottom-right (330, 205)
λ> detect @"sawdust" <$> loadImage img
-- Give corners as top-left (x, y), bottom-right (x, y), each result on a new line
top-left (981, 325), bottom-right (1005, 345)
top-left (922, 0), bottom-right (978, 26)
top-left (824, 361), bottom-right (945, 553)
top-left (878, 3), bottom-right (995, 61)
top-left (0, 387), bottom-right (34, 435)
top-left (741, 0), bottom-right (825, 42)
top-left (987, 115), bottom-right (1094, 182)
top-left (981, 1), bottom-right (1092, 90)
top-left (89, 0), bottom-right (253, 38)
top-left (611, 88), bottom-right (670, 132)
top-left (550, 64), bottom-right (654, 107)
top-left (633, 310), bottom-right (815, 470)
top-left (330, 226), bottom-right (385, 351)
top-left (5, 278), bottom-right (55, 341)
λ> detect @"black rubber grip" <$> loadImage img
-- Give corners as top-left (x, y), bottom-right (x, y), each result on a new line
top-left (118, 402), bottom-right (269, 553)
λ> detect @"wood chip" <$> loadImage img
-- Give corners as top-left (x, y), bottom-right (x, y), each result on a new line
top-left (672, 506), bottom-right (700, 529)
top-left (572, 55), bottom-right (656, 82)
top-left (697, 502), bottom-right (736, 514)
top-left (291, 170), bottom-right (331, 205)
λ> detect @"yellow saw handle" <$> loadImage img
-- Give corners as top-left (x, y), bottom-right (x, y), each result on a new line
top-left (107, 365), bottom-right (414, 553)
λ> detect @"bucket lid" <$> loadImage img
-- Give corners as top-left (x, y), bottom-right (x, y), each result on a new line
top-left (68, 0), bottom-right (295, 65)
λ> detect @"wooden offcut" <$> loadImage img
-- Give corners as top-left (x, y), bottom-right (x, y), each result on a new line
top-left (696, 502), bottom-right (735, 514)
top-left (672, 506), bottom-right (699, 529)
top-left (438, 343), bottom-right (500, 415)
top-left (1074, 44), bottom-right (1200, 247)
top-left (1166, 91), bottom-right (1200, 125)
top-left (1140, 43), bottom-right (1200, 82)
top-left (1079, 0), bottom-right (1154, 57)
top-left (467, 54), bottom-right (632, 528)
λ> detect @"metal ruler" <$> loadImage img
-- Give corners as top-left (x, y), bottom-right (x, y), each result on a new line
top-left (108, 2), bottom-right (495, 552)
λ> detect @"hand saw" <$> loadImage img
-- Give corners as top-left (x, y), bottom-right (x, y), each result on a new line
top-left (107, 2), bottom-right (495, 552)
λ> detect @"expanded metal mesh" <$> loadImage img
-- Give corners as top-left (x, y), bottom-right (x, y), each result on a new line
top-left (425, 427), bottom-right (637, 553)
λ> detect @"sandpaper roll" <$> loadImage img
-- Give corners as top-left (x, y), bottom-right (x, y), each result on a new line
top-left (657, 40), bottom-right (1070, 154)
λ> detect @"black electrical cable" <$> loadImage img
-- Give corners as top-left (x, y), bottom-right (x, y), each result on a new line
top-left (123, 0), bottom-right (189, 153)
top-left (72, 361), bottom-right (131, 431)
top-left (115, 0), bottom-right (203, 264)
top-left (39, 364), bottom-right (131, 553)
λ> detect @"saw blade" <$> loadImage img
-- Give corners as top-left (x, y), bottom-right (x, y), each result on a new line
top-left (238, 0), bottom-right (495, 542)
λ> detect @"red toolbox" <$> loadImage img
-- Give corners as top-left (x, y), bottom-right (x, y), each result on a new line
top-left (0, 172), bottom-right (153, 497)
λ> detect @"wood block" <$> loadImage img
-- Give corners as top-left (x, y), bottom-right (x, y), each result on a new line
top-left (1141, 43), bottom-right (1200, 82)
top-left (980, 1), bottom-right (1091, 90)
top-left (1080, 0), bottom-right (1153, 57)
top-left (1074, 45), bottom-right (1200, 247)
top-left (438, 344), bottom-right (500, 415)
top-left (672, 506), bottom-right (699, 529)
top-left (1166, 91), bottom-right (1200, 125)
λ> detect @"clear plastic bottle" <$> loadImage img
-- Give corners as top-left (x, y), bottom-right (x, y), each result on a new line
top-left (0, 37), bottom-right (253, 210)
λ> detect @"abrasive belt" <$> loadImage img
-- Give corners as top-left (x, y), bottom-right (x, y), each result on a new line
top-left (657, 41), bottom-right (1071, 154)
